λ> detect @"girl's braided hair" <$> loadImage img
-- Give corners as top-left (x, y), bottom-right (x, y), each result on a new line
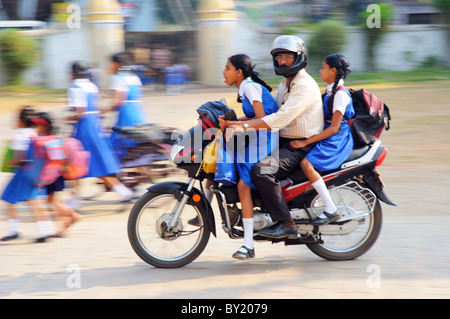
top-left (325, 54), bottom-right (351, 95)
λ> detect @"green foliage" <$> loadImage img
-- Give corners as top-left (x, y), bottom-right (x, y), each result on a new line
top-left (308, 19), bottom-right (347, 63)
top-left (357, 3), bottom-right (394, 71)
top-left (0, 29), bottom-right (38, 85)
top-left (433, 0), bottom-right (450, 23)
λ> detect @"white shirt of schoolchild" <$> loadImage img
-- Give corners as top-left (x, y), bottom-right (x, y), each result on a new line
top-left (68, 78), bottom-right (99, 109)
top-left (110, 72), bottom-right (142, 94)
top-left (11, 128), bottom-right (37, 151)
top-left (238, 78), bottom-right (263, 106)
top-left (326, 79), bottom-right (351, 115)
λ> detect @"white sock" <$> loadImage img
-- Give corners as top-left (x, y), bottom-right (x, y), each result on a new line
top-left (37, 221), bottom-right (55, 237)
top-left (112, 184), bottom-right (133, 201)
top-left (204, 186), bottom-right (213, 203)
top-left (312, 178), bottom-right (337, 217)
top-left (5, 219), bottom-right (19, 236)
top-left (66, 196), bottom-right (81, 210)
top-left (240, 218), bottom-right (254, 250)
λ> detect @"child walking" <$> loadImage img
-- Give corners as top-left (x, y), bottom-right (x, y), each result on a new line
top-left (1, 107), bottom-right (56, 242)
top-left (67, 61), bottom-right (132, 202)
top-left (290, 54), bottom-right (355, 225)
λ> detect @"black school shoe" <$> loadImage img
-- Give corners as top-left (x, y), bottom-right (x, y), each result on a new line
top-left (257, 222), bottom-right (296, 239)
top-left (1, 233), bottom-right (19, 241)
top-left (232, 246), bottom-right (255, 260)
top-left (311, 211), bottom-right (342, 226)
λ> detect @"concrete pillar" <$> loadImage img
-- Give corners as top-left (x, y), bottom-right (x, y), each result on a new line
top-left (197, 0), bottom-right (237, 86)
top-left (84, 0), bottom-right (124, 88)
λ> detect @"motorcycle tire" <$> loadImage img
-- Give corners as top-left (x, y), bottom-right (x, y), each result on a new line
top-left (306, 199), bottom-right (383, 261)
top-left (127, 191), bottom-right (211, 268)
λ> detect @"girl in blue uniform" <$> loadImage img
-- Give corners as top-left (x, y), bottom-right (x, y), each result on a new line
top-left (104, 52), bottom-right (146, 151)
top-left (290, 54), bottom-right (354, 225)
top-left (221, 54), bottom-right (279, 260)
top-left (68, 62), bottom-right (132, 202)
top-left (1, 107), bottom-right (56, 242)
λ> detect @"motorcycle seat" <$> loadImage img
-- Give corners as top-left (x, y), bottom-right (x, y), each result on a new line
top-left (286, 145), bottom-right (370, 184)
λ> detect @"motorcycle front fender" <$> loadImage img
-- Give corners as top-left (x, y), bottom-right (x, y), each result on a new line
top-left (146, 181), bottom-right (216, 237)
top-left (363, 170), bottom-right (398, 206)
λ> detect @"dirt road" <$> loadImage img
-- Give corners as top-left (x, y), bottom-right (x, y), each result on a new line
top-left (0, 81), bottom-right (449, 299)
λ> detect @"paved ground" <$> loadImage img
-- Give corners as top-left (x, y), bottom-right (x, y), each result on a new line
top-left (1, 81), bottom-right (450, 299)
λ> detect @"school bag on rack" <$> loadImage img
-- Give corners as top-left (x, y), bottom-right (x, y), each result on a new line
top-left (326, 86), bottom-right (391, 147)
top-left (63, 137), bottom-right (90, 180)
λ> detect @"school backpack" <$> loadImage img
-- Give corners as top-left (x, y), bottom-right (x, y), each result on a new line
top-left (326, 86), bottom-right (391, 147)
top-left (63, 137), bottom-right (90, 180)
top-left (28, 136), bottom-right (66, 187)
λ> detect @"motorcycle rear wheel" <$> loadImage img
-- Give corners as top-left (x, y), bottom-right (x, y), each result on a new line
top-left (128, 191), bottom-right (211, 268)
top-left (306, 199), bottom-right (382, 261)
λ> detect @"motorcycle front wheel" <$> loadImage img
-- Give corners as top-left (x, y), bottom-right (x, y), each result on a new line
top-left (127, 191), bottom-right (211, 268)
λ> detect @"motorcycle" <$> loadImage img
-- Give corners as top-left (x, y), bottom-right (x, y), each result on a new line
top-left (73, 124), bottom-right (179, 212)
top-left (127, 108), bottom-right (397, 268)
top-left (111, 124), bottom-right (178, 189)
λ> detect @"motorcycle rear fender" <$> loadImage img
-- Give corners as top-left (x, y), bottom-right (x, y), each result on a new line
top-left (146, 181), bottom-right (216, 237)
top-left (363, 170), bottom-right (397, 206)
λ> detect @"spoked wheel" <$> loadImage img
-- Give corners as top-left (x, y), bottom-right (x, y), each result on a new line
top-left (306, 181), bottom-right (383, 261)
top-left (127, 191), bottom-right (211, 268)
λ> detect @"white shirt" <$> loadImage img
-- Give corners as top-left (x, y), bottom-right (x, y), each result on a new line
top-left (110, 72), bottom-right (142, 93)
top-left (238, 78), bottom-right (263, 105)
top-left (11, 128), bottom-right (36, 151)
top-left (262, 69), bottom-right (324, 139)
top-left (68, 79), bottom-right (99, 109)
top-left (326, 79), bottom-right (351, 115)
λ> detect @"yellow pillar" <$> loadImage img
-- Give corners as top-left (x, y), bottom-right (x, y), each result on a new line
top-left (197, 0), bottom-right (238, 86)
top-left (85, 0), bottom-right (124, 89)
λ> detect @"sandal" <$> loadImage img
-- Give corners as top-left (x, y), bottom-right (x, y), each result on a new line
top-left (232, 245), bottom-right (255, 260)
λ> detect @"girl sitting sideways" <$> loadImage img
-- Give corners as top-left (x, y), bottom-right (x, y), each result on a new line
top-left (290, 54), bottom-right (355, 225)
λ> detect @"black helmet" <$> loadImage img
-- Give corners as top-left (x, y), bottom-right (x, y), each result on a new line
top-left (271, 35), bottom-right (308, 77)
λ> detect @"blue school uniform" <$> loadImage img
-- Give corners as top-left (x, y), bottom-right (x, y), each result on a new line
top-left (69, 79), bottom-right (122, 177)
top-left (305, 88), bottom-right (355, 172)
top-left (234, 81), bottom-right (279, 189)
top-left (110, 72), bottom-right (146, 148)
top-left (1, 131), bottom-right (39, 204)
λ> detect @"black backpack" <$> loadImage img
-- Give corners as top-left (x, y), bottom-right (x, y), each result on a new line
top-left (325, 86), bottom-right (391, 147)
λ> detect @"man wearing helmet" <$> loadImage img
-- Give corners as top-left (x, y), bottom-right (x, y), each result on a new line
top-left (219, 35), bottom-right (324, 238)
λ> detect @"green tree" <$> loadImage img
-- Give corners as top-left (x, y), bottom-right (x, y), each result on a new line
top-left (358, 3), bottom-right (394, 71)
top-left (308, 19), bottom-right (347, 70)
top-left (433, 0), bottom-right (450, 66)
top-left (0, 29), bottom-right (38, 86)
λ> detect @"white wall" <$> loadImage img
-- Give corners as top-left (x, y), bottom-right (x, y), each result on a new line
top-left (22, 27), bottom-right (90, 88)
top-left (235, 14), bottom-right (449, 77)
top-left (2, 14), bottom-right (448, 88)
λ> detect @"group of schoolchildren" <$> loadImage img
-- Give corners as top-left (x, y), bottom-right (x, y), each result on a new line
top-left (0, 52), bottom-right (146, 243)
top-left (1, 36), bottom-right (356, 257)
